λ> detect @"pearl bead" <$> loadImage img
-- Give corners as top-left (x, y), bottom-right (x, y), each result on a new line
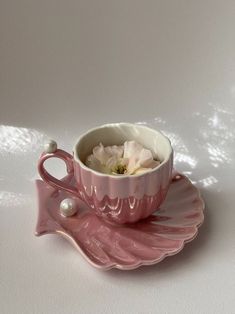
top-left (44, 140), bottom-right (57, 153)
top-left (60, 198), bottom-right (78, 217)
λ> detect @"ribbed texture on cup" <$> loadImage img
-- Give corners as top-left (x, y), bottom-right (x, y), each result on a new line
top-left (74, 152), bottom-right (173, 224)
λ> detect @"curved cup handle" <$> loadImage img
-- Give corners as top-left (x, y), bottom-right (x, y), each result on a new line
top-left (38, 148), bottom-right (78, 196)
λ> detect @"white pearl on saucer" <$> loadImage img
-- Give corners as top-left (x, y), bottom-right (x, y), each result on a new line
top-left (60, 198), bottom-right (78, 217)
top-left (44, 140), bottom-right (57, 153)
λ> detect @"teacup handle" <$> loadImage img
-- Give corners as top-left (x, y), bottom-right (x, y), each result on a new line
top-left (38, 148), bottom-right (78, 195)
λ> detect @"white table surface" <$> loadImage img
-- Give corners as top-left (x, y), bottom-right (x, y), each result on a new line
top-left (1, 1), bottom-right (235, 313)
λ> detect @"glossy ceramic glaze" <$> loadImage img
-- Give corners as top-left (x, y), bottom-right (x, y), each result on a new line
top-left (38, 123), bottom-right (173, 223)
top-left (2, 1), bottom-right (235, 312)
top-left (35, 172), bottom-right (204, 270)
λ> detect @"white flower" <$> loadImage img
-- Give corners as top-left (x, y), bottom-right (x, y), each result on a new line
top-left (123, 141), bottom-right (160, 174)
top-left (85, 141), bottom-right (160, 175)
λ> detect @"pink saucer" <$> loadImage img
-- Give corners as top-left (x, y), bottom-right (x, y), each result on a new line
top-left (35, 173), bottom-right (204, 270)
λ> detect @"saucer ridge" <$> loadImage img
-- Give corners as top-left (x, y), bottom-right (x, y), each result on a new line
top-left (35, 172), bottom-right (204, 270)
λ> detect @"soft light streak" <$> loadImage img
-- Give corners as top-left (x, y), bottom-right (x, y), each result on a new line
top-left (0, 125), bottom-right (48, 154)
top-left (0, 191), bottom-right (32, 207)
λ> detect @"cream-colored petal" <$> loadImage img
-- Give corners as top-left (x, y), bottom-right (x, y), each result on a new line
top-left (148, 159), bottom-right (161, 168)
top-left (138, 148), bottom-right (154, 167)
top-left (123, 141), bottom-right (143, 159)
top-left (133, 167), bottom-right (152, 175)
top-left (87, 141), bottom-right (160, 175)
top-left (126, 156), bottom-right (140, 174)
top-left (105, 145), bottom-right (124, 159)
top-left (85, 154), bottom-right (103, 172)
top-left (105, 155), bottom-right (119, 170)
top-left (93, 143), bottom-right (110, 164)
top-left (85, 154), bottom-right (111, 174)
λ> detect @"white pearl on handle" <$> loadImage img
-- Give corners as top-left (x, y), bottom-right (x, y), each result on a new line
top-left (60, 198), bottom-right (78, 217)
top-left (44, 140), bottom-right (57, 153)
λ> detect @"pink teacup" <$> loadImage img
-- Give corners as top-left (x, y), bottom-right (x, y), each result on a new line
top-left (38, 123), bottom-right (173, 224)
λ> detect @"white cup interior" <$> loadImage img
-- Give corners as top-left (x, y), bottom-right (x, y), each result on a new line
top-left (74, 123), bottom-right (172, 166)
